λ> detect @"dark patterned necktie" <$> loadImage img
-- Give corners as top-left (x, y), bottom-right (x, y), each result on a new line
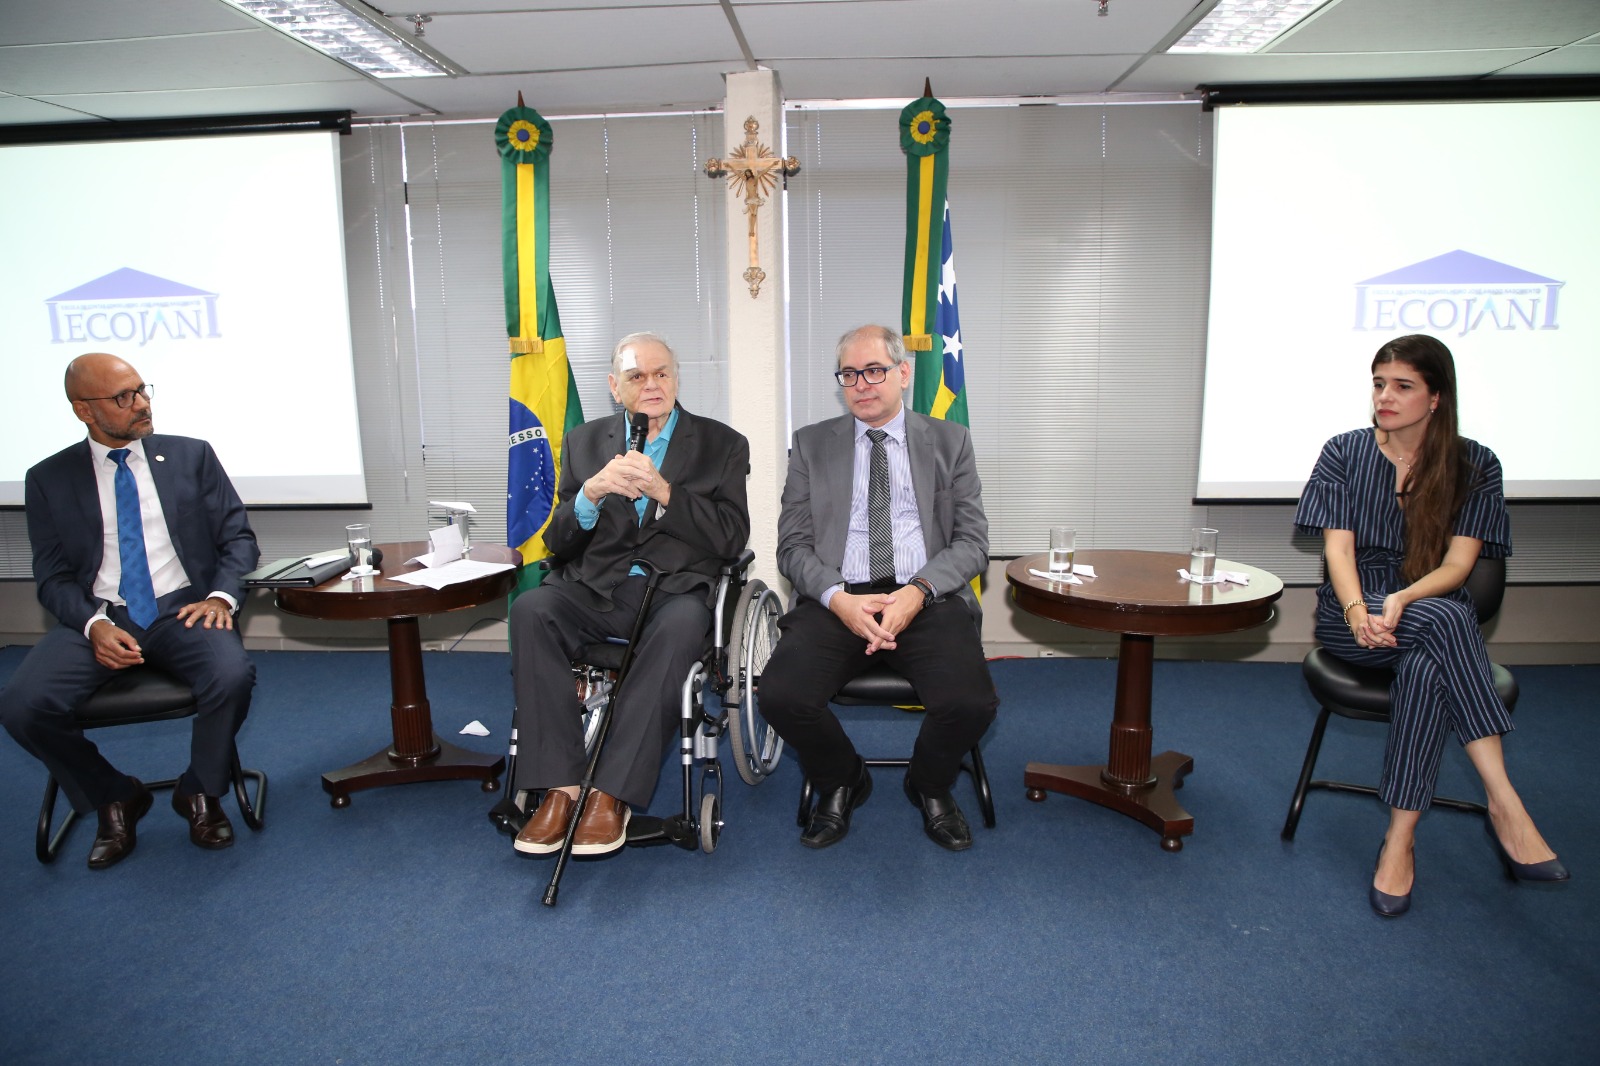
top-left (866, 429), bottom-right (894, 584)
top-left (108, 449), bottom-right (158, 628)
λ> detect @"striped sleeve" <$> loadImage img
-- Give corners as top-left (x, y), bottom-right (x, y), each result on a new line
top-left (1294, 433), bottom-right (1352, 536)
top-left (1455, 440), bottom-right (1512, 558)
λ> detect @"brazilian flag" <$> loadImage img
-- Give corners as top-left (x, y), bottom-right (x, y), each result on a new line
top-left (496, 102), bottom-right (584, 594)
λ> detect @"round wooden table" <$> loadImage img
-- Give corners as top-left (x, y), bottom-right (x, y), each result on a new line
top-left (276, 541), bottom-right (519, 807)
top-left (1006, 549), bottom-right (1284, 850)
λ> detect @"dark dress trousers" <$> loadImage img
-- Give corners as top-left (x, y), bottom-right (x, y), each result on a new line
top-left (509, 405), bottom-right (750, 808)
top-left (759, 410), bottom-right (998, 793)
top-left (0, 434), bottom-right (260, 812)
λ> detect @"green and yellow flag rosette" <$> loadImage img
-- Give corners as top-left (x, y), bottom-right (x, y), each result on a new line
top-left (496, 101), bottom-right (583, 590)
top-left (899, 93), bottom-right (958, 418)
top-left (899, 90), bottom-right (977, 599)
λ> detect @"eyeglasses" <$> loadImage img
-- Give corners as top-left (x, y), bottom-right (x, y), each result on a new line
top-left (78, 384), bottom-right (154, 409)
top-left (833, 366), bottom-right (892, 387)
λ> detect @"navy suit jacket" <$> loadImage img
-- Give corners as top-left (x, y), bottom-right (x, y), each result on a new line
top-left (777, 409), bottom-right (988, 617)
top-left (24, 433), bottom-right (259, 633)
top-left (540, 406), bottom-right (750, 612)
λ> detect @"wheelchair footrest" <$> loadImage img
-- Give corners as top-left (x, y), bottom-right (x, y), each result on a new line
top-left (625, 814), bottom-right (697, 849)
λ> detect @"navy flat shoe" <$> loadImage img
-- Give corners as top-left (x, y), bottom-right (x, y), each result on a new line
top-left (1370, 840), bottom-right (1413, 918)
top-left (1485, 820), bottom-right (1570, 884)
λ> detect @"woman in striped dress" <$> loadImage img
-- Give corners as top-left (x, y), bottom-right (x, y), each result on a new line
top-left (1294, 334), bottom-right (1567, 917)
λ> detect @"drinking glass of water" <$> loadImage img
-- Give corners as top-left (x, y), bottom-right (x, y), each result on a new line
top-left (1190, 527), bottom-right (1218, 581)
top-left (1048, 526), bottom-right (1076, 580)
top-left (346, 522), bottom-right (375, 577)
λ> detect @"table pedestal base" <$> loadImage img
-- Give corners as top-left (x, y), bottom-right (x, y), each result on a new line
top-left (322, 738), bottom-right (504, 808)
top-left (1024, 750), bottom-right (1195, 851)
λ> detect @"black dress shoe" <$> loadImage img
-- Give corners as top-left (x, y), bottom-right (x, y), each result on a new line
top-left (88, 778), bottom-right (154, 870)
top-left (800, 761), bottom-right (872, 849)
top-left (903, 772), bottom-right (973, 852)
top-left (1485, 819), bottom-right (1570, 884)
top-left (1369, 840), bottom-right (1412, 918)
top-left (172, 789), bottom-right (235, 850)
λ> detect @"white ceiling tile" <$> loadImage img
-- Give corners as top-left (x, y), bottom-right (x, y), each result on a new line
top-left (400, 64), bottom-right (745, 120)
top-left (737, 0), bottom-right (1193, 59)
top-left (1276, 0), bottom-right (1600, 54)
top-left (0, 93), bottom-right (105, 125)
top-left (1119, 49), bottom-right (1553, 93)
top-left (777, 55), bottom-right (1144, 100)
top-left (0, 32), bottom-right (360, 96)
top-left (0, 0), bottom-right (255, 46)
top-left (1493, 43), bottom-right (1600, 77)
top-left (405, 8), bottom-right (742, 73)
top-left (34, 81), bottom-right (426, 121)
top-left (0, 0), bottom-right (1594, 126)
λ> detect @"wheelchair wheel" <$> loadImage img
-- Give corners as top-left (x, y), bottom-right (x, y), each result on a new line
top-left (726, 579), bottom-right (784, 785)
top-left (698, 792), bottom-right (721, 853)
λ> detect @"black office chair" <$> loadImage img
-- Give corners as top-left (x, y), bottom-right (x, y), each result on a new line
top-left (794, 662), bottom-right (996, 830)
top-left (1281, 555), bottom-right (1515, 840)
top-left (36, 665), bottom-right (267, 864)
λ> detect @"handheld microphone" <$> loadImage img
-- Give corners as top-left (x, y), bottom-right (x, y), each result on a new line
top-left (629, 411), bottom-right (650, 453)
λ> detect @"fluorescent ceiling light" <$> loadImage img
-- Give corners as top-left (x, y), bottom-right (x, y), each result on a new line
top-left (1168, 0), bottom-right (1335, 55)
top-left (221, 0), bottom-right (463, 78)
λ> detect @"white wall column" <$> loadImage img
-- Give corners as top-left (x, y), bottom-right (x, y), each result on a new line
top-left (720, 68), bottom-right (789, 592)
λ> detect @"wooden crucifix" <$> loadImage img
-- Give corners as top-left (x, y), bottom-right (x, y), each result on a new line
top-left (706, 116), bottom-right (800, 299)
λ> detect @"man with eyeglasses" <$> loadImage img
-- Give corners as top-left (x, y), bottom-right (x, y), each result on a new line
top-left (509, 332), bottom-right (749, 858)
top-left (0, 352), bottom-right (259, 869)
top-left (759, 324), bottom-right (997, 851)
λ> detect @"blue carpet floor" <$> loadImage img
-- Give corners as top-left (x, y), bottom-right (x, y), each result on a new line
top-left (0, 647), bottom-right (1595, 1065)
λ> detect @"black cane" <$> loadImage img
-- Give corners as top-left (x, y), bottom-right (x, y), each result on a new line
top-left (542, 560), bottom-right (665, 907)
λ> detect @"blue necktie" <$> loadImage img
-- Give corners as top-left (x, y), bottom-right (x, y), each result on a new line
top-left (108, 448), bottom-right (158, 628)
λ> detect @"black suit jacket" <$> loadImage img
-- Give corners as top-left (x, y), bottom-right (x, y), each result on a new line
top-left (24, 434), bottom-right (259, 632)
top-left (541, 406), bottom-right (749, 611)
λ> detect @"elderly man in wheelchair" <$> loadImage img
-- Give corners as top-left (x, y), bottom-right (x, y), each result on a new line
top-left (505, 332), bottom-right (752, 857)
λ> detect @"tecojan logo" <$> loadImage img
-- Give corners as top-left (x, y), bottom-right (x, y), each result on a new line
top-left (45, 267), bottom-right (221, 346)
top-left (1354, 250), bottom-right (1562, 336)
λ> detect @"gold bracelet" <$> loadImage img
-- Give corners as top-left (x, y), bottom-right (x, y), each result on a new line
top-left (1342, 598), bottom-right (1366, 623)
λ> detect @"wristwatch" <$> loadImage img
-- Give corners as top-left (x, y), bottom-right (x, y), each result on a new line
top-left (910, 577), bottom-right (936, 603)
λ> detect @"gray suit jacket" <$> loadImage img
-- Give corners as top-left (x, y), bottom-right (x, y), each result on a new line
top-left (777, 409), bottom-right (988, 617)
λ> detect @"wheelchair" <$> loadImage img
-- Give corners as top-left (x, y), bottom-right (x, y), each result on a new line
top-left (489, 548), bottom-right (786, 854)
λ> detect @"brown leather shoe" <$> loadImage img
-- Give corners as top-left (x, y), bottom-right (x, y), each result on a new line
top-left (513, 789), bottom-right (575, 855)
top-left (171, 789), bottom-right (235, 850)
top-left (571, 789), bottom-right (630, 856)
top-left (88, 777), bottom-right (154, 869)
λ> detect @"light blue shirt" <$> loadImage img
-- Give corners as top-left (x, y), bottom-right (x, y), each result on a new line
top-left (573, 408), bottom-right (678, 576)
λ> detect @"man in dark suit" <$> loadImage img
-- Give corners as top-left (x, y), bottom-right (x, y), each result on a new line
top-left (510, 332), bottom-right (749, 857)
top-left (760, 324), bottom-right (997, 851)
top-left (0, 352), bottom-right (259, 869)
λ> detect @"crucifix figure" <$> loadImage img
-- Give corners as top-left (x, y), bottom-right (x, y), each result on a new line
top-left (706, 116), bottom-right (801, 298)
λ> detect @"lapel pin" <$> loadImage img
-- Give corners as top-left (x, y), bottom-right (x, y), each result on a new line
top-left (155, 455), bottom-right (165, 462)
